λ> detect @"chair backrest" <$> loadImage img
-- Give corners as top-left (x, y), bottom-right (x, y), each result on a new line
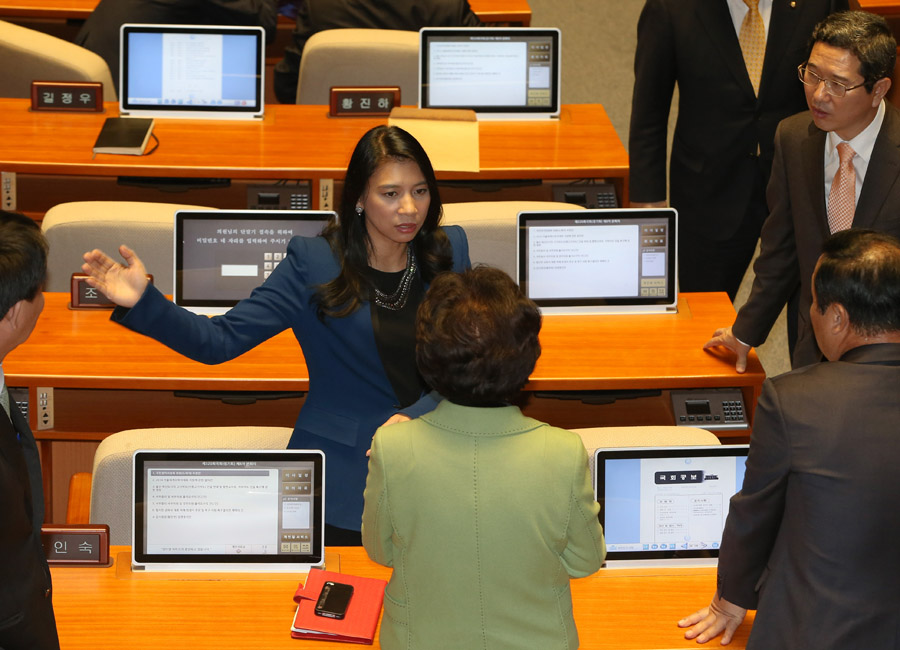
top-left (0, 19), bottom-right (117, 101)
top-left (90, 426), bottom-right (294, 545)
top-left (571, 426), bottom-right (721, 486)
top-left (296, 28), bottom-right (419, 104)
top-left (442, 201), bottom-right (585, 278)
top-left (41, 201), bottom-right (214, 293)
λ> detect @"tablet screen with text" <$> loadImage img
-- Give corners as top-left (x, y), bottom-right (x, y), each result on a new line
top-left (120, 24), bottom-right (265, 119)
top-left (420, 27), bottom-right (560, 119)
top-left (174, 209), bottom-right (334, 315)
top-left (517, 208), bottom-right (677, 313)
top-left (133, 449), bottom-right (325, 572)
top-left (595, 445), bottom-right (749, 566)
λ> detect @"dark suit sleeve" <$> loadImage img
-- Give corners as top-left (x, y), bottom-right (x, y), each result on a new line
top-left (457, 0), bottom-right (483, 26)
top-left (732, 119), bottom-right (802, 346)
top-left (207, 0), bottom-right (278, 43)
top-left (628, 0), bottom-right (677, 204)
top-left (717, 379), bottom-right (790, 609)
top-left (112, 236), bottom-right (315, 363)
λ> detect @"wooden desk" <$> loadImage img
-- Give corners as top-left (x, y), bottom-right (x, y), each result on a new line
top-left (0, 99), bottom-right (628, 214)
top-left (853, 0), bottom-right (900, 16)
top-left (851, 1), bottom-right (900, 40)
top-left (7, 292), bottom-right (764, 519)
top-left (51, 546), bottom-right (753, 649)
top-left (0, 0), bottom-right (530, 24)
top-left (7, 292), bottom-right (762, 412)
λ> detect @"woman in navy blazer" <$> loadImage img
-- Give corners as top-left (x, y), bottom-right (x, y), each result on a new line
top-left (82, 126), bottom-right (471, 542)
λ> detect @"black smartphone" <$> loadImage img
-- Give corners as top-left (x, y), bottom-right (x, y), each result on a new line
top-left (314, 581), bottom-right (354, 619)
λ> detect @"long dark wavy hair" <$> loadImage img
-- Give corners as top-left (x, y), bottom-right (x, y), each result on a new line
top-left (314, 126), bottom-right (453, 319)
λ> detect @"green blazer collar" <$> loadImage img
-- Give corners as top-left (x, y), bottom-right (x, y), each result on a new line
top-left (420, 400), bottom-right (544, 437)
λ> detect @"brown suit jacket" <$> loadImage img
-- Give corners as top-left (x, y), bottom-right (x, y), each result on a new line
top-left (717, 343), bottom-right (900, 649)
top-left (733, 105), bottom-right (900, 366)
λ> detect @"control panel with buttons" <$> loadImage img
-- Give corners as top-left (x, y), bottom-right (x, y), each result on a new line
top-left (247, 182), bottom-right (312, 211)
top-left (552, 181), bottom-right (619, 208)
top-left (670, 388), bottom-right (748, 430)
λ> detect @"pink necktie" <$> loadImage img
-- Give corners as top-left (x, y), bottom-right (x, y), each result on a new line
top-left (828, 142), bottom-right (856, 233)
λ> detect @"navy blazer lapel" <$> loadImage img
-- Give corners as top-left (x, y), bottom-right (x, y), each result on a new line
top-left (759, 0), bottom-right (803, 100)
top-left (697, 1), bottom-right (756, 98)
top-left (855, 105), bottom-right (900, 227)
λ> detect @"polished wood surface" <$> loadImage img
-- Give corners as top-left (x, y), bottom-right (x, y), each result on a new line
top-left (9, 291), bottom-right (763, 519)
top-left (7, 292), bottom-right (762, 394)
top-left (853, 0), bottom-right (900, 15)
top-left (51, 546), bottom-right (752, 649)
top-left (468, 0), bottom-right (532, 24)
top-left (0, 0), bottom-right (530, 24)
top-left (0, 100), bottom-right (626, 185)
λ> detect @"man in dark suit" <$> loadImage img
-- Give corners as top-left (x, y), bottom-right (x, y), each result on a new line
top-left (75, 0), bottom-right (278, 94)
top-left (273, 0), bottom-right (482, 104)
top-left (680, 228), bottom-right (900, 649)
top-left (0, 210), bottom-right (59, 650)
top-left (706, 10), bottom-right (900, 371)
top-left (629, 0), bottom-right (846, 300)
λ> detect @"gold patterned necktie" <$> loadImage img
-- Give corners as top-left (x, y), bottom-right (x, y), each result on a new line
top-left (828, 142), bottom-right (857, 233)
top-left (739, 0), bottom-right (766, 95)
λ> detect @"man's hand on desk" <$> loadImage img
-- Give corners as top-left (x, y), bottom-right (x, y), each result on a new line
top-left (82, 245), bottom-right (149, 308)
top-left (703, 326), bottom-right (752, 374)
top-left (678, 591), bottom-right (747, 645)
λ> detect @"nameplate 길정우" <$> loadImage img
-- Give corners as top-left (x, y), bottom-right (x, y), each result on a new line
top-left (31, 81), bottom-right (104, 112)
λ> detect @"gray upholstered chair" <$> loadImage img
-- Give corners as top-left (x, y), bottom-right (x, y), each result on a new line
top-left (72, 426), bottom-right (294, 545)
top-left (571, 426), bottom-right (721, 486)
top-left (0, 19), bottom-right (117, 100)
top-left (41, 201), bottom-right (214, 293)
top-left (442, 200), bottom-right (584, 278)
top-left (296, 28), bottom-right (419, 104)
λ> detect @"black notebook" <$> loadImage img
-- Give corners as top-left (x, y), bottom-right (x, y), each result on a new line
top-left (92, 117), bottom-right (154, 155)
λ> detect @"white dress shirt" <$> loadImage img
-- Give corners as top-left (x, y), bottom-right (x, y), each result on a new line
top-left (824, 100), bottom-right (886, 211)
top-left (726, 0), bottom-right (773, 37)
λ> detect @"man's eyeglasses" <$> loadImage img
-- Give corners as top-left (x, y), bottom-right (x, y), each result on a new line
top-left (797, 64), bottom-right (866, 98)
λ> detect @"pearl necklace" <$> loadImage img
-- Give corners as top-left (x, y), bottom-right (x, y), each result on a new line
top-left (373, 247), bottom-right (417, 311)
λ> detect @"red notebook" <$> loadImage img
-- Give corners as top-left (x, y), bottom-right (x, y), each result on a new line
top-left (291, 569), bottom-right (387, 644)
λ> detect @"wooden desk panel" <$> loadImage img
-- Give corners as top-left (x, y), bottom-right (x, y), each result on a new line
top-left (51, 546), bottom-right (752, 649)
top-left (854, 0), bottom-right (900, 15)
top-left (8, 292), bottom-right (761, 394)
top-left (0, 100), bottom-right (627, 183)
top-left (0, 0), bottom-right (530, 24)
top-left (468, 0), bottom-right (532, 24)
top-left (8, 292), bottom-right (763, 519)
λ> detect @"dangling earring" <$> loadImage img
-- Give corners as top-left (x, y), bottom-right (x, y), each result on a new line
top-left (355, 205), bottom-right (363, 215)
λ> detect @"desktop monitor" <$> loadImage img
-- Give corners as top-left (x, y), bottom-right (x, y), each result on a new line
top-left (132, 449), bottom-right (325, 572)
top-left (120, 24), bottom-right (265, 120)
top-left (517, 208), bottom-right (678, 314)
top-left (419, 27), bottom-right (561, 119)
top-left (595, 445), bottom-right (749, 567)
top-left (174, 209), bottom-right (334, 315)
